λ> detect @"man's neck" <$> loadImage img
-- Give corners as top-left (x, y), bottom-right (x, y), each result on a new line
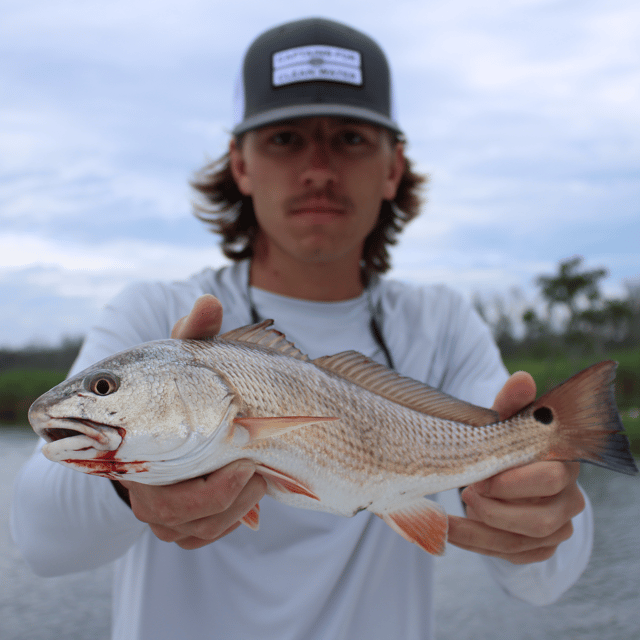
top-left (249, 254), bottom-right (364, 302)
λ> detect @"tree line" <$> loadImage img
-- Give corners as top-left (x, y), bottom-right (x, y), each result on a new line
top-left (474, 256), bottom-right (640, 359)
top-left (0, 337), bottom-right (82, 373)
top-left (0, 338), bottom-right (82, 423)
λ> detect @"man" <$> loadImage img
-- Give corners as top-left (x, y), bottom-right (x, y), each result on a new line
top-left (12, 18), bottom-right (592, 640)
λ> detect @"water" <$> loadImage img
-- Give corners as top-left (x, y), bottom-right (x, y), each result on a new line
top-left (1, 428), bottom-right (639, 640)
top-left (0, 429), bottom-right (111, 640)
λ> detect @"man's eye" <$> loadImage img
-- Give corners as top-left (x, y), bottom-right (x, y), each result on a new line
top-left (340, 131), bottom-right (365, 145)
top-left (270, 132), bottom-right (299, 146)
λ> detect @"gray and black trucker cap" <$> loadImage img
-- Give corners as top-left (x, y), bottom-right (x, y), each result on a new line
top-left (232, 18), bottom-right (402, 136)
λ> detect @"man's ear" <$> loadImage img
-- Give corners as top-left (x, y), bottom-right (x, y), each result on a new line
top-left (382, 142), bottom-right (406, 201)
top-left (229, 138), bottom-right (252, 196)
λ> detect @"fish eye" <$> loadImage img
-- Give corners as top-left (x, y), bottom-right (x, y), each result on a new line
top-left (85, 372), bottom-right (120, 396)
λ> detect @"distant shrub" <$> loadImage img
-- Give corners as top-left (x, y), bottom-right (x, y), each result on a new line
top-left (0, 370), bottom-right (66, 425)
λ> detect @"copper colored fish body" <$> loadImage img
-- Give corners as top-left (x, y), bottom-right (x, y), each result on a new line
top-left (28, 321), bottom-right (638, 555)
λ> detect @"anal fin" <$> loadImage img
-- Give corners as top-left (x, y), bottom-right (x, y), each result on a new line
top-left (254, 464), bottom-right (320, 501)
top-left (374, 497), bottom-right (448, 556)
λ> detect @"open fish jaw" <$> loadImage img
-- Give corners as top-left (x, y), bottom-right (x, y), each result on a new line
top-left (29, 392), bottom-right (125, 461)
top-left (41, 422), bottom-right (123, 460)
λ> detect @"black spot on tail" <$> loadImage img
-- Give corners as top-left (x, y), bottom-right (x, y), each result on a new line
top-left (533, 406), bottom-right (554, 424)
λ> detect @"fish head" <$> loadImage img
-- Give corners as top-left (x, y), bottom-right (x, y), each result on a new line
top-left (28, 340), bottom-right (239, 483)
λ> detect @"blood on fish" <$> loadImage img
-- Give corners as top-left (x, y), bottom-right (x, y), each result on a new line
top-left (64, 449), bottom-right (149, 476)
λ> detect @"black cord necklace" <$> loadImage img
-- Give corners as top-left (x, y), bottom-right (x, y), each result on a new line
top-left (246, 270), bottom-right (395, 370)
top-left (367, 294), bottom-right (395, 370)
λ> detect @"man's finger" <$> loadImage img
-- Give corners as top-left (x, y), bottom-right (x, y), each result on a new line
top-left (466, 461), bottom-right (581, 501)
top-left (175, 522), bottom-right (244, 551)
top-left (181, 475), bottom-right (267, 541)
top-left (492, 370), bottom-right (536, 420)
top-left (121, 459), bottom-right (258, 527)
top-left (171, 294), bottom-right (224, 339)
top-left (460, 484), bottom-right (584, 538)
top-left (447, 514), bottom-right (574, 562)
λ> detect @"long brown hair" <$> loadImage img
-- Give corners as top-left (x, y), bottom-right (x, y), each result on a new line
top-left (191, 140), bottom-right (427, 281)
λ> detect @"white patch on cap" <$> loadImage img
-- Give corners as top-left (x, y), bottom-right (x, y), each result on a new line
top-left (272, 45), bottom-right (362, 87)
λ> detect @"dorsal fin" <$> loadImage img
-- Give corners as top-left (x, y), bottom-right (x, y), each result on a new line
top-left (313, 351), bottom-right (498, 427)
top-left (219, 320), bottom-right (310, 362)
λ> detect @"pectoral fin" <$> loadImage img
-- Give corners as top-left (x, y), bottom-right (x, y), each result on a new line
top-left (234, 416), bottom-right (339, 441)
top-left (373, 497), bottom-right (449, 556)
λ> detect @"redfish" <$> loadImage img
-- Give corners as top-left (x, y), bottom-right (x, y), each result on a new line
top-left (28, 321), bottom-right (638, 555)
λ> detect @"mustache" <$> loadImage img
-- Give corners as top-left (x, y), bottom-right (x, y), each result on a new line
top-left (286, 188), bottom-right (352, 211)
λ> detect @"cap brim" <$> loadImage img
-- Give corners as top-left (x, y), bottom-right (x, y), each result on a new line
top-left (232, 103), bottom-right (403, 136)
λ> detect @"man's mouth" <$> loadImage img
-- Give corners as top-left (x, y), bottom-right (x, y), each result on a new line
top-left (289, 200), bottom-right (347, 222)
top-left (292, 208), bottom-right (343, 216)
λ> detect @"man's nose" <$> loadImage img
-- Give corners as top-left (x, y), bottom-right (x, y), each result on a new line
top-left (299, 141), bottom-right (338, 189)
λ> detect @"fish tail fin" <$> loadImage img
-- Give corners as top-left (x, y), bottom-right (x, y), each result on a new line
top-left (533, 360), bottom-right (638, 475)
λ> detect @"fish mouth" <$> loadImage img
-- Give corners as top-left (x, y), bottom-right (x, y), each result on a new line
top-left (38, 418), bottom-right (124, 461)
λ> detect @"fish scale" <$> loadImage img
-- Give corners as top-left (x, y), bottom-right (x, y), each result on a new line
top-left (28, 320), bottom-right (638, 555)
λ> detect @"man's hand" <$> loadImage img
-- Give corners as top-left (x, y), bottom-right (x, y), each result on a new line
top-left (168, 294), bottom-right (224, 340)
top-left (119, 294), bottom-right (267, 550)
top-left (447, 371), bottom-right (586, 565)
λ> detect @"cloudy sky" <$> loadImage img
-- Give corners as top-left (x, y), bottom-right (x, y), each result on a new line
top-left (2, 0), bottom-right (638, 348)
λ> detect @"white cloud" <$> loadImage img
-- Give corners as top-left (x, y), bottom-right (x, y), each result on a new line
top-left (0, 107), bottom-right (111, 173)
top-left (1, 0), bottom-right (242, 67)
top-left (0, 233), bottom-right (226, 283)
top-left (0, 235), bottom-right (229, 347)
top-left (1, 234), bottom-right (118, 271)
top-left (0, 105), bottom-right (197, 226)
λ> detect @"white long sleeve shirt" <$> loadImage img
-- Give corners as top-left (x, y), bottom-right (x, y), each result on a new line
top-left (11, 261), bottom-right (593, 640)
